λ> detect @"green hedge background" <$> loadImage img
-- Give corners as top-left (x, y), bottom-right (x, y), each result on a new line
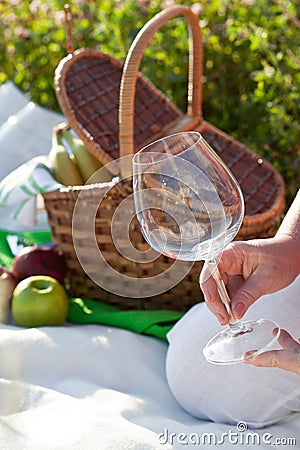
top-left (1, 0), bottom-right (299, 206)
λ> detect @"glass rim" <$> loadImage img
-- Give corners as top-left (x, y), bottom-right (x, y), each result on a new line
top-left (132, 131), bottom-right (203, 167)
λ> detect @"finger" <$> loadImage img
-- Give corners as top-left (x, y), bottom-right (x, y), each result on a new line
top-left (201, 279), bottom-right (230, 325)
top-left (277, 329), bottom-right (300, 350)
top-left (225, 274), bottom-right (245, 299)
top-left (200, 265), bottom-right (230, 325)
top-left (230, 272), bottom-right (267, 320)
top-left (199, 264), bottom-right (219, 302)
top-left (214, 242), bottom-right (244, 275)
top-left (244, 349), bottom-right (300, 375)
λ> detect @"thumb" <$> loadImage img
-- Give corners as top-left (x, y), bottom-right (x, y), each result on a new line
top-left (244, 349), bottom-right (300, 375)
top-left (230, 272), bottom-right (268, 320)
top-left (277, 329), bottom-right (300, 350)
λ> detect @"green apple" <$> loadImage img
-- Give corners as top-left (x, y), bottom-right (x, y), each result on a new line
top-left (12, 275), bottom-right (68, 327)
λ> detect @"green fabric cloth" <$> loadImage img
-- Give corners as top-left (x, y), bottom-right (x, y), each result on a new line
top-left (0, 229), bottom-right (184, 341)
top-left (67, 297), bottom-right (184, 342)
top-left (0, 228), bottom-right (52, 268)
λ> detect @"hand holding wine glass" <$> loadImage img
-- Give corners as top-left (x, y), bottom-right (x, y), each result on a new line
top-left (200, 235), bottom-right (300, 326)
top-left (132, 131), bottom-right (279, 365)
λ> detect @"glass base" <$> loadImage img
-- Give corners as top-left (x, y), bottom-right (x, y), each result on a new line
top-left (203, 319), bottom-right (279, 365)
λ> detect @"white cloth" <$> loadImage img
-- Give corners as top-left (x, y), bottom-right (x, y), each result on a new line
top-left (0, 156), bottom-right (62, 227)
top-left (0, 101), bottom-right (63, 181)
top-left (0, 81), bottom-right (29, 126)
top-left (0, 322), bottom-right (300, 450)
top-left (166, 276), bottom-right (300, 429)
top-left (0, 81), bottom-right (64, 232)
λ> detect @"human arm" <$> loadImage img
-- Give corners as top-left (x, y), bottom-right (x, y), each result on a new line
top-left (200, 190), bottom-right (300, 325)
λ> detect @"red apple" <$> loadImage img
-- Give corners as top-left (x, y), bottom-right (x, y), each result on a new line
top-left (11, 246), bottom-right (67, 285)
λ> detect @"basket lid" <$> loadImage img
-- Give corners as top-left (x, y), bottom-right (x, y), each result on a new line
top-left (54, 47), bottom-right (182, 175)
top-left (54, 5), bottom-right (202, 176)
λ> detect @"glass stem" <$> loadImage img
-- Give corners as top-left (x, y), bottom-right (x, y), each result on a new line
top-left (205, 259), bottom-right (240, 328)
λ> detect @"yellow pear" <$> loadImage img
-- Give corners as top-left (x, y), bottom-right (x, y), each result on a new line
top-left (48, 127), bottom-right (84, 186)
top-left (62, 130), bottom-right (112, 184)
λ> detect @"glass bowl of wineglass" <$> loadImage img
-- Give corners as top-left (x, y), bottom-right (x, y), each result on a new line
top-left (132, 131), bottom-right (279, 364)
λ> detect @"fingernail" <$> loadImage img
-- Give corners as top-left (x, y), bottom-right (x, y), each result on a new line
top-left (243, 350), bottom-right (257, 362)
top-left (272, 327), bottom-right (279, 336)
top-left (234, 302), bottom-right (246, 319)
top-left (216, 313), bottom-right (225, 325)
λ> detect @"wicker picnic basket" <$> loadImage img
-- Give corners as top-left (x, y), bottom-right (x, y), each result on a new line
top-left (43, 5), bottom-right (286, 311)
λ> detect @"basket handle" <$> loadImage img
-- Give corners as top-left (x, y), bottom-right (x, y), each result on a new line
top-left (64, 4), bottom-right (74, 55)
top-left (119, 5), bottom-right (203, 177)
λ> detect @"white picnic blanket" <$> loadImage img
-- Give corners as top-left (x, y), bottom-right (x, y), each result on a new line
top-left (0, 318), bottom-right (299, 450)
top-left (0, 82), bottom-right (299, 449)
top-left (0, 82), bottom-right (63, 181)
top-left (0, 82), bottom-right (63, 232)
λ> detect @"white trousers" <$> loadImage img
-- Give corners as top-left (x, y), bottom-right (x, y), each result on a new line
top-left (166, 276), bottom-right (300, 428)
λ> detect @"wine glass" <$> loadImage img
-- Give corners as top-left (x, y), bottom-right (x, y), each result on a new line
top-left (132, 131), bottom-right (279, 364)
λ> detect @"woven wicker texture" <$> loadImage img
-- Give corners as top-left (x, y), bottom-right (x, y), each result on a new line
top-left (43, 5), bottom-right (286, 311)
top-left (44, 180), bottom-right (203, 311)
top-left (197, 121), bottom-right (285, 239)
top-left (55, 49), bottom-right (182, 175)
